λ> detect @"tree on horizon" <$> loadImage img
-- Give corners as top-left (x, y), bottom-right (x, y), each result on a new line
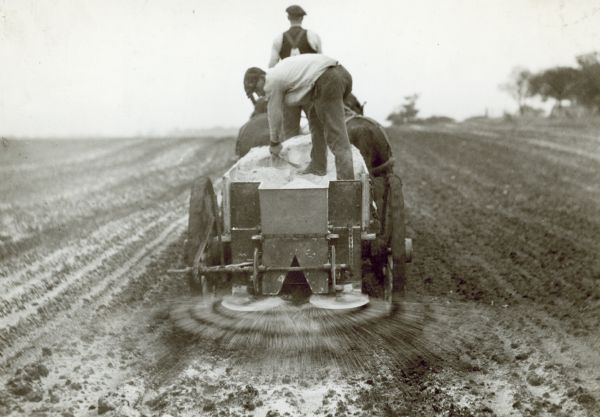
top-left (387, 94), bottom-right (420, 125)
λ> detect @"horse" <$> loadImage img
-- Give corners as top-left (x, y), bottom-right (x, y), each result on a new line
top-left (343, 94), bottom-right (404, 294)
top-left (235, 98), bottom-right (270, 158)
top-left (343, 93), bottom-right (394, 178)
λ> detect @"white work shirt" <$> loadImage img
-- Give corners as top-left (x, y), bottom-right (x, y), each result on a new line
top-left (268, 27), bottom-right (322, 68)
top-left (264, 54), bottom-right (338, 107)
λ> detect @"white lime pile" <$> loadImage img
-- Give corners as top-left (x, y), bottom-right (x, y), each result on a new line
top-left (228, 135), bottom-right (366, 188)
top-left (281, 177), bottom-right (323, 189)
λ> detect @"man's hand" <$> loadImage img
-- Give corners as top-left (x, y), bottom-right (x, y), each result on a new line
top-left (269, 141), bottom-right (282, 157)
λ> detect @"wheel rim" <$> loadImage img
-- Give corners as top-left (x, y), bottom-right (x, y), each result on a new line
top-left (384, 254), bottom-right (394, 303)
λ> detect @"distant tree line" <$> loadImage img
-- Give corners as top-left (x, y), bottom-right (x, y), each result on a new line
top-left (386, 94), bottom-right (455, 126)
top-left (387, 94), bottom-right (420, 125)
top-left (501, 51), bottom-right (600, 117)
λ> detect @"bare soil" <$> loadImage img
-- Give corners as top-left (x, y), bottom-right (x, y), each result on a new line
top-left (0, 121), bottom-right (598, 417)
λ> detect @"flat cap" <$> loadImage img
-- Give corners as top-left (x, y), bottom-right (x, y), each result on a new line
top-left (286, 5), bottom-right (306, 16)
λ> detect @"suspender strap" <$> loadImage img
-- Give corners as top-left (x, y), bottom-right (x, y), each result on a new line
top-left (284, 29), bottom-right (305, 50)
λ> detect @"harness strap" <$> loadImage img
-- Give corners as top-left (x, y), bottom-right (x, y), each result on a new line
top-left (371, 157), bottom-right (395, 176)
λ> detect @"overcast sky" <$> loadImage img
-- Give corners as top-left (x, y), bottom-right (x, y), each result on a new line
top-left (1, 0), bottom-right (599, 137)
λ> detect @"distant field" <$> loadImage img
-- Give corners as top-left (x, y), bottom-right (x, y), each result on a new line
top-left (0, 136), bottom-right (232, 249)
top-left (0, 123), bottom-right (598, 416)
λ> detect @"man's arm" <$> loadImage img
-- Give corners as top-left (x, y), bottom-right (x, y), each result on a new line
top-left (267, 88), bottom-right (285, 153)
top-left (268, 34), bottom-right (283, 68)
top-left (307, 31), bottom-right (322, 53)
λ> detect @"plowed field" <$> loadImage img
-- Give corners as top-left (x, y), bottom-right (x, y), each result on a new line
top-left (0, 121), bottom-right (598, 417)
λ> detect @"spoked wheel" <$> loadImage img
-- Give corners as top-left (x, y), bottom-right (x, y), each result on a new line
top-left (369, 173), bottom-right (407, 300)
top-left (383, 254), bottom-right (394, 303)
top-left (387, 174), bottom-right (407, 293)
top-left (185, 177), bottom-right (221, 296)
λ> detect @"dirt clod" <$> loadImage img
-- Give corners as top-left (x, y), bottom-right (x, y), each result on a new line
top-left (526, 373), bottom-right (544, 387)
top-left (577, 393), bottom-right (596, 405)
top-left (203, 401), bottom-right (216, 411)
top-left (515, 352), bottom-right (530, 361)
top-left (6, 377), bottom-right (32, 396)
top-left (49, 391), bottom-right (60, 404)
top-left (70, 382), bottom-right (83, 391)
top-left (97, 396), bottom-right (116, 415)
top-left (24, 389), bottom-right (43, 402)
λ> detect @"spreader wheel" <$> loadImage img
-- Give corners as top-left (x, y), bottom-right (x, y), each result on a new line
top-left (383, 254), bottom-right (394, 303)
top-left (387, 174), bottom-right (407, 293)
top-left (185, 177), bottom-right (220, 295)
top-left (369, 173), bottom-right (407, 298)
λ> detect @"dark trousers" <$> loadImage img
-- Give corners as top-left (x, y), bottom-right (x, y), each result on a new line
top-left (283, 105), bottom-right (307, 139)
top-left (306, 65), bottom-right (355, 180)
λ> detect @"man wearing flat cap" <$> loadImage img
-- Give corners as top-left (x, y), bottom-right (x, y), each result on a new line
top-left (268, 5), bottom-right (322, 68)
top-left (244, 54), bottom-right (355, 180)
top-left (267, 5), bottom-right (322, 139)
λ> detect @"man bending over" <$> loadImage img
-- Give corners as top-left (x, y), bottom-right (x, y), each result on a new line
top-left (243, 54), bottom-right (354, 180)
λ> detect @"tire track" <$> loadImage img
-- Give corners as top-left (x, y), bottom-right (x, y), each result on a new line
top-left (1, 137), bottom-right (222, 210)
top-left (0, 209), bottom-right (176, 319)
top-left (391, 126), bottom-right (599, 315)
top-left (0, 139), bottom-right (233, 261)
top-left (0, 207), bottom-right (161, 288)
top-left (0, 137), bottom-right (235, 370)
top-left (0, 216), bottom-right (186, 369)
top-left (0, 210), bottom-right (178, 344)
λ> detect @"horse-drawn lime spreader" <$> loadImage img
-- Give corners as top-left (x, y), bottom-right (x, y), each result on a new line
top-left (173, 135), bottom-right (411, 311)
